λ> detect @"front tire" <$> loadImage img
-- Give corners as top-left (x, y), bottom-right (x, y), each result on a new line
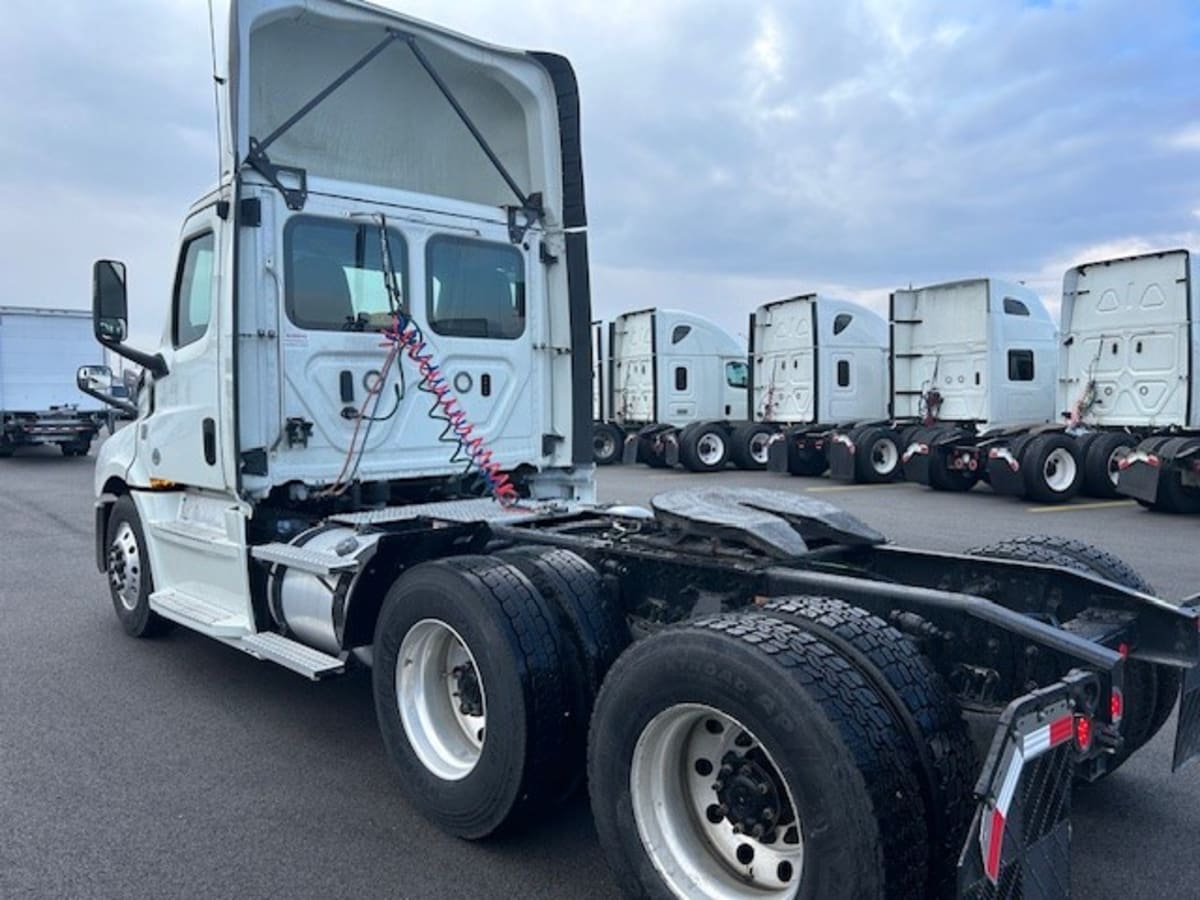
top-left (105, 495), bottom-right (171, 638)
top-left (372, 556), bottom-right (576, 838)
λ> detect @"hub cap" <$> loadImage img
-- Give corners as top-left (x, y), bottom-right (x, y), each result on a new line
top-left (697, 433), bottom-right (727, 467)
top-left (397, 619), bottom-right (486, 781)
top-left (870, 438), bottom-right (899, 475)
top-left (749, 432), bottom-right (772, 465)
top-left (594, 431), bottom-right (617, 460)
top-left (108, 522), bottom-right (141, 611)
top-left (1106, 446), bottom-right (1130, 487)
top-left (631, 704), bottom-right (803, 898)
top-left (1042, 447), bottom-right (1078, 493)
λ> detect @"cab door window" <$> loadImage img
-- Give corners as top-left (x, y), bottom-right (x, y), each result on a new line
top-left (172, 233), bottom-right (215, 348)
top-left (427, 236), bottom-right (525, 339)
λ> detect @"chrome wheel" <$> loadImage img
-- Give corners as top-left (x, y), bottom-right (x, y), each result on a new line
top-left (749, 432), bottom-right (772, 465)
top-left (108, 521), bottom-right (141, 612)
top-left (631, 704), bottom-right (803, 899)
top-left (397, 619), bottom-right (486, 781)
top-left (697, 432), bottom-right (727, 468)
top-left (870, 438), bottom-right (899, 476)
top-left (594, 430), bottom-right (617, 462)
top-left (1043, 447), bottom-right (1077, 493)
top-left (1106, 445), bottom-right (1130, 488)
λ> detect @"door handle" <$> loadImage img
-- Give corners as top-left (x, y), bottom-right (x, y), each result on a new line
top-left (202, 418), bottom-right (216, 465)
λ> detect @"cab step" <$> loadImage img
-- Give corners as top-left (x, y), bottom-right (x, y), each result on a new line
top-left (238, 632), bottom-right (345, 680)
top-left (149, 588), bottom-right (249, 638)
top-left (251, 542), bottom-right (360, 576)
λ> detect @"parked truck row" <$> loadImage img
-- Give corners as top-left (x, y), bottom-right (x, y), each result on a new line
top-left (593, 250), bottom-right (1200, 512)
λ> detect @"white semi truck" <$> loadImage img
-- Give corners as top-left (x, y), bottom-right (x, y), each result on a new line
top-left (755, 294), bottom-right (892, 479)
top-left (590, 308), bottom-right (747, 468)
top-left (828, 279), bottom-right (1078, 501)
top-left (0, 306), bottom-right (109, 457)
top-left (78, 3), bottom-right (1200, 898)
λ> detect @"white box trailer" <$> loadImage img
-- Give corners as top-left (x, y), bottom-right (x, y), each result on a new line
top-left (590, 308), bottom-right (747, 466)
top-left (0, 306), bottom-right (108, 457)
top-left (1053, 249), bottom-right (1200, 512)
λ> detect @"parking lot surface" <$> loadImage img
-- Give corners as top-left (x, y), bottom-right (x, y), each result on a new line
top-left (1, 446), bottom-right (1197, 899)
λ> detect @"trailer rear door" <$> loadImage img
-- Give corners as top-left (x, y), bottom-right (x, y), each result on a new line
top-left (752, 296), bottom-right (816, 424)
top-left (1060, 251), bottom-right (1191, 428)
top-left (892, 281), bottom-right (990, 422)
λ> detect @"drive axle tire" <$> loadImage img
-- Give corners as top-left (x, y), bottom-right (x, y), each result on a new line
top-left (758, 596), bottom-right (976, 899)
top-left (1083, 432), bottom-right (1136, 499)
top-left (372, 555), bottom-right (576, 838)
top-left (592, 423), bottom-right (624, 466)
top-left (1021, 433), bottom-right (1083, 503)
top-left (105, 495), bottom-right (172, 638)
top-left (967, 536), bottom-right (1179, 775)
top-left (854, 427), bottom-right (902, 483)
top-left (679, 422), bottom-right (729, 473)
top-left (589, 613), bottom-right (928, 900)
top-left (730, 422), bottom-right (775, 470)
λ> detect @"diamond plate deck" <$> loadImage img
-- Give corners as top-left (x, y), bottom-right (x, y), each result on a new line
top-left (239, 632), bottom-right (344, 680)
top-left (329, 498), bottom-right (574, 527)
top-left (251, 542), bottom-right (360, 575)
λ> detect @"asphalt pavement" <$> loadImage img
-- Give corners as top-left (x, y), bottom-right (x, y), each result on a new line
top-left (1, 444), bottom-right (1197, 899)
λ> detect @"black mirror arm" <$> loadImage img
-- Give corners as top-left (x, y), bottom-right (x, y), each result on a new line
top-left (104, 342), bottom-right (169, 379)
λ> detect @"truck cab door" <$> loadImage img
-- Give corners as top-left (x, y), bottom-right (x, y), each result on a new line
top-left (138, 205), bottom-right (229, 491)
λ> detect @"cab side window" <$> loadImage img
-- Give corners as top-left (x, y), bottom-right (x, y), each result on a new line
top-left (173, 233), bottom-right (215, 348)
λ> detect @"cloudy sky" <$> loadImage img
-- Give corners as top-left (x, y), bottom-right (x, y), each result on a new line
top-left (2, 0), bottom-right (1198, 347)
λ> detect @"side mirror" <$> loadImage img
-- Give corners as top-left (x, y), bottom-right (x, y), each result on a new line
top-left (76, 363), bottom-right (137, 416)
top-left (93, 260), bottom-right (128, 343)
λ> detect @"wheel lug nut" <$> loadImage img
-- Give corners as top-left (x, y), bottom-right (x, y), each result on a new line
top-left (763, 808), bottom-right (775, 821)
top-left (712, 780), bottom-right (724, 792)
top-left (751, 824), bottom-right (765, 838)
top-left (720, 764), bottom-right (733, 776)
top-left (731, 824), bottom-right (742, 835)
top-left (757, 783), bottom-right (769, 795)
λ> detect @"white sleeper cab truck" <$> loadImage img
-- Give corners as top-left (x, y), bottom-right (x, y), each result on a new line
top-left (595, 307), bottom-right (747, 469)
top-left (0, 306), bottom-right (109, 457)
top-left (854, 278), bottom-right (1078, 502)
top-left (80, 4), bottom-right (1200, 899)
top-left (1054, 249), bottom-right (1200, 512)
top-left (755, 294), bottom-right (891, 479)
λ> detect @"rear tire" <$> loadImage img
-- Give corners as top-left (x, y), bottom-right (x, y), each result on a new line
top-left (854, 426), bottom-right (902, 483)
top-left (592, 422), bottom-right (624, 466)
top-left (1021, 433), bottom-right (1083, 503)
top-left (730, 422), bottom-right (775, 470)
top-left (372, 556), bottom-right (576, 838)
top-left (105, 495), bottom-right (172, 638)
top-left (1083, 433), bottom-right (1135, 499)
top-left (679, 422), bottom-right (730, 473)
top-left (589, 613), bottom-right (928, 900)
top-left (967, 536), bottom-right (1178, 775)
top-left (757, 597), bottom-right (975, 898)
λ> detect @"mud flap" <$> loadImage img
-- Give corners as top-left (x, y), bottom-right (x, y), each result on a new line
top-left (1116, 453), bottom-right (1162, 504)
top-left (1173, 658), bottom-right (1200, 772)
top-left (986, 446), bottom-right (1025, 497)
top-left (958, 671), bottom-right (1098, 900)
top-left (766, 435), bottom-right (790, 473)
top-left (621, 433), bottom-right (641, 465)
top-left (901, 441), bottom-right (933, 485)
top-left (827, 432), bottom-right (856, 481)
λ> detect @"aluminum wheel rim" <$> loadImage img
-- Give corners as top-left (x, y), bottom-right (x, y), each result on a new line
top-left (1043, 447), bottom-right (1077, 493)
top-left (108, 521), bottom-right (141, 611)
top-left (749, 433), bottom-right (772, 465)
top-left (1106, 446), bottom-right (1130, 487)
top-left (697, 433), bottom-right (727, 467)
top-left (594, 431), bottom-right (617, 460)
top-left (631, 704), bottom-right (804, 899)
top-left (870, 439), bottom-right (899, 475)
top-left (397, 619), bottom-right (486, 781)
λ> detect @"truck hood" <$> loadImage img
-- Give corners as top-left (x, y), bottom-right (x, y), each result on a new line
top-left (210, 0), bottom-right (572, 222)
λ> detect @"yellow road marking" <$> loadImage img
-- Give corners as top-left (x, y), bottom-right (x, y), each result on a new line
top-left (806, 482), bottom-right (913, 493)
top-left (1027, 500), bottom-right (1135, 514)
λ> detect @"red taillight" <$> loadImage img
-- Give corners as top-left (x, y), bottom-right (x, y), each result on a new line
top-left (1118, 642), bottom-right (1130, 658)
top-left (1076, 716), bottom-right (1093, 752)
top-left (1110, 688), bottom-right (1124, 724)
